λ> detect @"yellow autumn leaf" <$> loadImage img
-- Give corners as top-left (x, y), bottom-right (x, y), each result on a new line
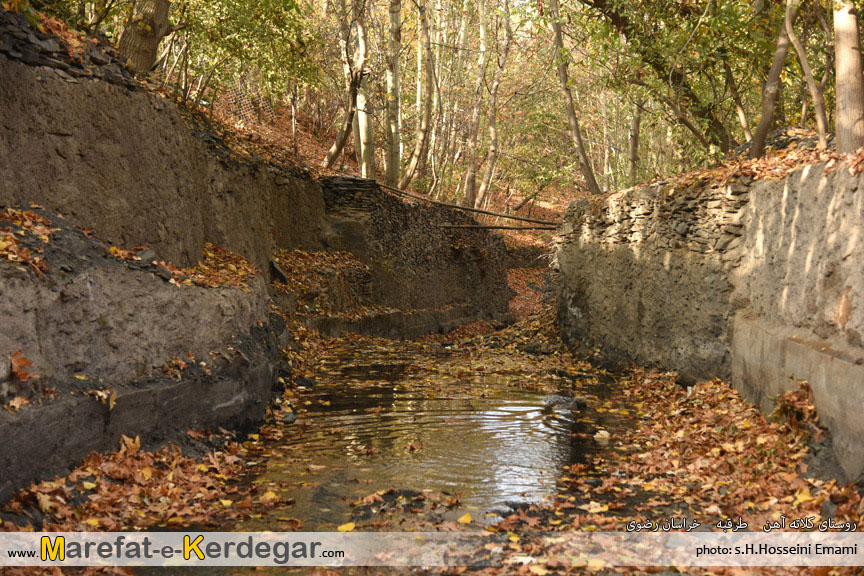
top-left (579, 501), bottom-right (609, 514)
top-left (82, 481), bottom-right (97, 490)
top-left (140, 467), bottom-right (152, 481)
top-left (36, 494), bottom-right (55, 514)
top-left (529, 565), bottom-right (549, 576)
top-left (337, 522), bottom-right (355, 532)
top-left (83, 518), bottom-right (100, 528)
top-left (457, 513), bottom-right (472, 524)
top-left (220, 499), bottom-right (233, 507)
top-left (793, 489), bottom-right (813, 506)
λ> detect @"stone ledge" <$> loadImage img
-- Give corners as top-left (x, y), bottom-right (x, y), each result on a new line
top-left (306, 305), bottom-right (512, 340)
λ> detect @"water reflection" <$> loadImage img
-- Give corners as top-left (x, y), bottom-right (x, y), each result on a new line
top-left (249, 359), bottom-right (580, 531)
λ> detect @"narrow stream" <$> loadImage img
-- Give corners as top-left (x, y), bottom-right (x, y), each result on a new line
top-left (241, 347), bottom-right (617, 533)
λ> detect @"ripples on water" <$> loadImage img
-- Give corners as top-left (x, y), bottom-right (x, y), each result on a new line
top-left (250, 358), bottom-right (584, 530)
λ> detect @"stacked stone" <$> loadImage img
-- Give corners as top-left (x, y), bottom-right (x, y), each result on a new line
top-left (560, 175), bottom-right (753, 272)
top-left (0, 9), bottom-right (139, 90)
top-left (319, 177), bottom-right (380, 216)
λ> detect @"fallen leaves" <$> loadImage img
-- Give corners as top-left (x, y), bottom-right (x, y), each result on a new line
top-left (109, 242), bottom-right (261, 290)
top-left (5, 396), bottom-right (29, 412)
top-left (0, 208), bottom-right (55, 276)
top-left (507, 268), bottom-right (546, 322)
top-left (85, 387), bottom-right (117, 410)
top-left (10, 350), bottom-right (38, 381)
top-left (2, 433), bottom-right (257, 532)
top-left (271, 249), bottom-right (370, 314)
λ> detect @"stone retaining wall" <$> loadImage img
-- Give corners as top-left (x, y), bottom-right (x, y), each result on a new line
top-left (555, 163), bottom-right (864, 479)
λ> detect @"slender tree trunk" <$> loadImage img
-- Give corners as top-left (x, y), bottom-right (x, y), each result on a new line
top-left (461, 0), bottom-right (489, 207)
top-left (357, 75), bottom-right (376, 177)
top-left (433, 0), bottom-right (470, 197)
top-left (835, 1), bottom-right (864, 153)
top-left (749, 2), bottom-right (800, 158)
top-left (323, 0), bottom-right (368, 169)
top-left (629, 100), bottom-right (642, 186)
top-left (476, 0), bottom-right (513, 209)
top-left (722, 56), bottom-right (753, 141)
top-left (118, 0), bottom-right (174, 74)
top-left (354, 2), bottom-right (375, 178)
top-left (399, 0), bottom-right (435, 189)
top-left (549, 0), bottom-right (601, 195)
top-left (384, 0), bottom-right (402, 186)
top-left (785, 0), bottom-right (827, 148)
top-left (86, 0), bottom-right (116, 33)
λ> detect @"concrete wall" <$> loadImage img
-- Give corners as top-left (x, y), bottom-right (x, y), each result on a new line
top-left (555, 164), bottom-right (864, 479)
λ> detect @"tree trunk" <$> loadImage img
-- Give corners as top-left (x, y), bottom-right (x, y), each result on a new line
top-left (785, 0), bottom-right (827, 148)
top-left (356, 75), bottom-right (376, 178)
top-left (749, 2), bottom-right (800, 158)
top-left (399, 0), bottom-right (435, 189)
top-left (476, 0), bottom-right (513, 209)
top-left (384, 0), bottom-right (402, 186)
top-left (461, 0), bottom-right (489, 207)
top-left (722, 56), bottom-right (753, 141)
top-left (628, 100), bottom-right (642, 186)
top-left (323, 0), bottom-right (368, 169)
top-left (549, 0), bottom-right (601, 195)
top-left (835, 1), bottom-right (864, 153)
top-left (118, 0), bottom-right (173, 74)
top-left (353, 3), bottom-right (375, 178)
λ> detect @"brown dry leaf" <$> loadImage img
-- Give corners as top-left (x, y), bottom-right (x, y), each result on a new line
top-left (10, 350), bottom-right (39, 381)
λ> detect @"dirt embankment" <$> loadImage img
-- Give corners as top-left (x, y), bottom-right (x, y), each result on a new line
top-left (0, 28), bottom-right (328, 271)
top-left (0, 206), bottom-right (284, 501)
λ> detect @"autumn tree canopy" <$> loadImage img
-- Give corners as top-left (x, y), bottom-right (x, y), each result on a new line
top-left (28, 0), bottom-right (864, 206)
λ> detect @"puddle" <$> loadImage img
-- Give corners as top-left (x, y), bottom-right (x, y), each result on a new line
top-left (242, 354), bottom-right (592, 531)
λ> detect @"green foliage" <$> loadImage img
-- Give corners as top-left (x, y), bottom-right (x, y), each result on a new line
top-left (175, 0), bottom-right (317, 96)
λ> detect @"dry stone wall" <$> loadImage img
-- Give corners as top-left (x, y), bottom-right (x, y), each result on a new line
top-left (555, 164), bottom-right (864, 479)
top-left (320, 177), bottom-right (513, 320)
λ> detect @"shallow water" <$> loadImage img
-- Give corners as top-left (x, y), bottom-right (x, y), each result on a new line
top-left (243, 354), bottom-right (589, 531)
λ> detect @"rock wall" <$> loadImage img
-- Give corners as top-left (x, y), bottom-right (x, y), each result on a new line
top-left (320, 177), bottom-right (513, 320)
top-left (0, 54), bottom-right (328, 271)
top-left (555, 164), bottom-right (864, 479)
